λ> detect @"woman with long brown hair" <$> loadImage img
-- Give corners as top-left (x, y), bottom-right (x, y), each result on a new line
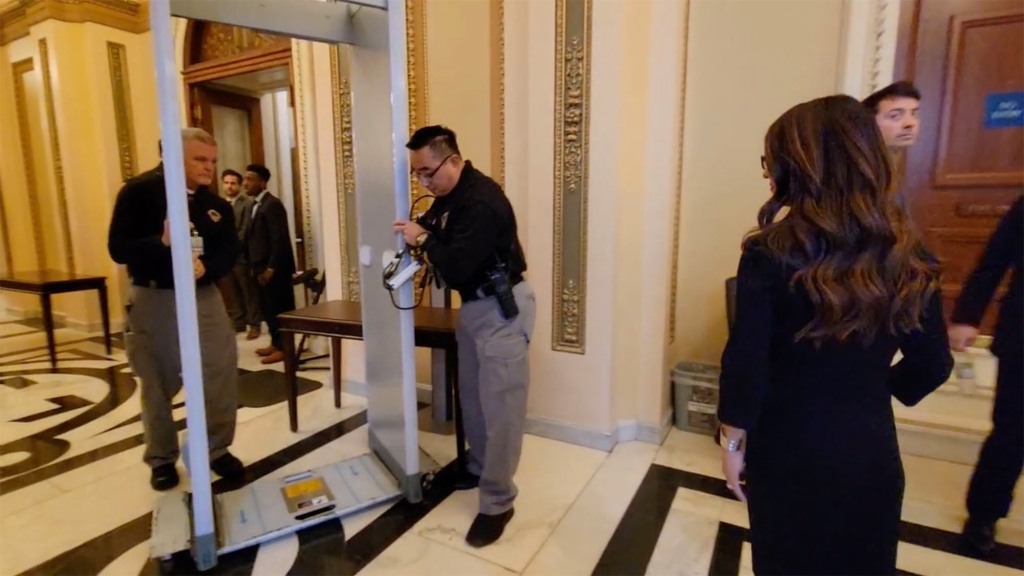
top-left (717, 95), bottom-right (953, 574)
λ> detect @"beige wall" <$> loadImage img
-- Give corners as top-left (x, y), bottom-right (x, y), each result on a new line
top-left (0, 19), bottom-right (159, 329)
top-left (671, 0), bottom-right (845, 366)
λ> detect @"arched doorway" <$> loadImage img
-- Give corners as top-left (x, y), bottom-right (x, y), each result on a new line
top-left (182, 20), bottom-right (307, 268)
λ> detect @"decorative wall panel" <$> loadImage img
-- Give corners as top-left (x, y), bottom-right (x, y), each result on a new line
top-left (552, 0), bottom-right (592, 354)
top-left (106, 41), bottom-right (137, 183)
top-left (41, 38), bottom-right (74, 271)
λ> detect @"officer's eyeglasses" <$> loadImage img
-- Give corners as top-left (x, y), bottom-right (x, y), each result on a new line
top-left (412, 154), bottom-right (454, 184)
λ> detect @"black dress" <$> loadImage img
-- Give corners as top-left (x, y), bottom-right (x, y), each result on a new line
top-left (718, 242), bottom-right (953, 575)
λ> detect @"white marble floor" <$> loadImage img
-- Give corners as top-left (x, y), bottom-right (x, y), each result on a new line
top-left (0, 322), bottom-right (1021, 576)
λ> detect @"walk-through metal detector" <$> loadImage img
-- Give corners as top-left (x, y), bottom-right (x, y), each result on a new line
top-left (148, 0), bottom-right (426, 569)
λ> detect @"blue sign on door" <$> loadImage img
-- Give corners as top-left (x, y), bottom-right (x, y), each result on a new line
top-left (984, 92), bottom-right (1024, 129)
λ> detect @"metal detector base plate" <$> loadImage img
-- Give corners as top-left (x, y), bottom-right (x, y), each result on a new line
top-left (151, 492), bottom-right (193, 560)
top-left (149, 453), bottom-right (402, 562)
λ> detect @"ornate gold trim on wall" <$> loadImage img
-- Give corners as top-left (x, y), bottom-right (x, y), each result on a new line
top-left (40, 38), bottom-right (74, 272)
top-left (552, 0), bottom-right (591, 354)
top-left (12, 57), bottom-right (46, 270)
top-left (106, 41), bottom-right (137, 183)
top-left (331, 45), bottom-right (361, 302)
top-left (292, 40), bottom-right (316, 272)
top-left (1, 0), bottom-right (148, 46)
top-left (0, 181), bottom-right (12, 273)
top-left (669, 1), bottom-right (691, 344)
top-left (491, 0), bottom-right (506, 188)
top-left (406, 0), bottom-right (428, 201)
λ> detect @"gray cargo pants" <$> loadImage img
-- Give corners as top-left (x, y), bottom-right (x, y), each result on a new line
top-left (125, 284), bottom-right (239, 468)
top-left (457, 281), bottom-right (536, 515)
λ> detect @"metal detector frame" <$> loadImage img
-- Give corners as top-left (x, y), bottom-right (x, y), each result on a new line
top-left (150, 0), bottom-right (420, 569)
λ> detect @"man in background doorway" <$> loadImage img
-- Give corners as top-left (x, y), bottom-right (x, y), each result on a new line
top-left (245, 164), bottom-right (296, 365)
top-left (862, 81), bottom-right (921, 217)
top-left (220, 169), bottom-right (262, 340)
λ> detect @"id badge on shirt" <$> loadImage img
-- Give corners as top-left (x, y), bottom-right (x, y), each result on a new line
top-left (191, 233), bottom-right (204, 257)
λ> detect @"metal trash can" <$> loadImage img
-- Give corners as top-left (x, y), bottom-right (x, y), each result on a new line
top-left (672, 362), bottom-right (720, 435)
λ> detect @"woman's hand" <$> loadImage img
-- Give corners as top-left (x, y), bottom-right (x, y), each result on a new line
top-left (722, 449), bottom-right (747, 503)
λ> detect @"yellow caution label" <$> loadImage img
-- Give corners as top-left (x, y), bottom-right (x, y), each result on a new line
top-left (284, 477), bottom-right (325, 498)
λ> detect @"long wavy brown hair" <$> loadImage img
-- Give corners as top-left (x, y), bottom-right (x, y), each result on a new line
top-left (748, 95), bottom-right (940, 345)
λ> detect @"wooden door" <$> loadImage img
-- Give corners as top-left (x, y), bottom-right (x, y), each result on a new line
top-left (896, 0), bottom-right (1024, 332)
top-left (190, 86), bottom-right (265, 193)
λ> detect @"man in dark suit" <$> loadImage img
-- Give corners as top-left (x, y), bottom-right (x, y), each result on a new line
top-left (219, 169), bottom-right (261, 339)
top-left (244, 164), bottom-right (296, 364)
top-left (949, 196), bottom-right (1023, 557)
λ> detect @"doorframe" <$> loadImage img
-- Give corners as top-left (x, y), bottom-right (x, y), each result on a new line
top-left (181, 21), bottom-right (306, 268)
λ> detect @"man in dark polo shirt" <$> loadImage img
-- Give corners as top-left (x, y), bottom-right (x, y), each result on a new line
top-left (394, 125), bottom-right (536, 548)
top-left (108, 127), bottom-right (244, 490)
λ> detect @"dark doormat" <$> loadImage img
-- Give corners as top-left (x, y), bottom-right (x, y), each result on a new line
top-left (238, 370), bottom-right (322, 408)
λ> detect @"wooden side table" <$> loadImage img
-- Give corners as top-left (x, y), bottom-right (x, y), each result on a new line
top-left (0, 270), bottom-right (112, 368)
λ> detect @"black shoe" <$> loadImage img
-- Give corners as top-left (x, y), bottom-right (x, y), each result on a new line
top-left (211, 452), bottom-right (245, 479)
top-left (960, 517), bottom-right (997, 558)
top-left (453, 471), bottom-right (480, 491)
top-left (465, 508), bottom-right (514, 548)
top-left (150, 463), bottom-right (180, 491)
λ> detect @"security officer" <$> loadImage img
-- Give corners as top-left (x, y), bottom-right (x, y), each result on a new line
top-left (394, 125), bottom-right (536, 548)
top-left (108, 127), bottom-right (244, 491)
top-left (950, 195), bottom-right (1023, 557)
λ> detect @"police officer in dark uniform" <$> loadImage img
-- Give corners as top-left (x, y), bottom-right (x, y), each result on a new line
top-left (950, 195), bottom-right (1023, 557)
top-left (394, 125), bottom-right (536, 548)
top-left (108, 127), bottom-right (244, 490)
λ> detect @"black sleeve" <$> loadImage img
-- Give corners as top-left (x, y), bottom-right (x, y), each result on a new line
top-left (951, 197), bottom-right (1023, 326)
top-left (421, 199), bottom-right (497, 287)
top-left (890, 290), bottom-right (954, 406)
top-left (417, 205), bottom-right (440, 235)
top-left (201, 200), bottom-right (238, 281)
top-left (717, 246), bottom-right (778, 430)
top-left (108, 183), bottom-right (170, 267)
top-left (266, 200), bottom-right (292, 272)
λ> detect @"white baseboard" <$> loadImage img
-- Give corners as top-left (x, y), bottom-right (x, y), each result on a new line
top-left (338, 377), bottom-right (673, 453)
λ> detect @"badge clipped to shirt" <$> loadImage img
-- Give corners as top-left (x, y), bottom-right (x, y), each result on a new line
top-left (190, 230), bottom-right (204, 257)
top-left (208, 209), bottom-right (222, 223)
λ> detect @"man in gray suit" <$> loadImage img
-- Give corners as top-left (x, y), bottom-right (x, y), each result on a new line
top-left (219, 169), bottom-right (261, 339)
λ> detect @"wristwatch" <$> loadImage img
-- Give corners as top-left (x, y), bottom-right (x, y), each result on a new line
top-left (718, 428), bottom-right (744, 452)
top-left (415, 232), bottom-right (430, 247)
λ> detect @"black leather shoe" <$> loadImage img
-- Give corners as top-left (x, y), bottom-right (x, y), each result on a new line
top-left (453, 471), bottom-right (480, 491)
top-left (465, 508), bottom-right (514, 548)
top-left (960, 517), bottom-right (997, 558)
top-left (150, 463), bottom-right (180, 491)
top-left (211, 452), bottom-right (245, 479)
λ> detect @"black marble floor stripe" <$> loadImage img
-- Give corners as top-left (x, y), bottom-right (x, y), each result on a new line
top-left (1, 419), bottom-right (187, 495)
top-left (597, 463), bottom-right (1024, 575)
top-left (591, 463), bottom-right (685, 575)
top-left (899, 519), bottom-right (1024, 571)
top-left (708, 522), bottom-right (747, 576)
top-left (17, 409), bottom-right (370, 576)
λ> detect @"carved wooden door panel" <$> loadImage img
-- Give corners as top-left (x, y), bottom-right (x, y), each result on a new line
top-left (897, 0), bottom-right (1024, 332)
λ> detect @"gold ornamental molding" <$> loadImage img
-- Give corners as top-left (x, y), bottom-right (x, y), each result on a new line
top-left (12, 57), bottom-right (46, 270)
top-left (552, 0), bottom-right (591, 354)
top-left (330, 45), bottom-right (361, 302)
top-left (490, 0), bottom-right (505, 188)
top-left (0, 180), bottom-right (12, 272)
top-left (292, 40), bottom-right (316, 272)
top-left (106, 41), bottom-right (137, 182)
top-left (669, 0), bottom-right (691, 344)
top-left (1, 0), bottom-right (148, 46)
top-left (405, 0), bottom-right (428, 202)
top-left (40, 38), bottom-right (74, 271)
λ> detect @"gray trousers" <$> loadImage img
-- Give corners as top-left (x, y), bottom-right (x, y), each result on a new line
top-left (221, 261), bottom-right (261, 329)
top-left (125, 285), bottom-right (238, 468)
top-left (457, 281), bottom-right (536, 515)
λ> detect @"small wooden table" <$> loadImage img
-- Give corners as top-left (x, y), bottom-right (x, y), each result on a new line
top-left (277, 300), bottom-right (465, 469)
top-left (0, 270), bottom-right (112, 368)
